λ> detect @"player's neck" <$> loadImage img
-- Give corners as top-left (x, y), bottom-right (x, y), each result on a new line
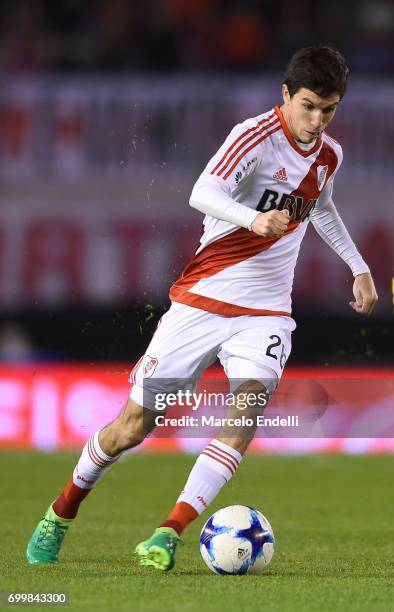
top-left (296, 139), bottom-right (316, 151)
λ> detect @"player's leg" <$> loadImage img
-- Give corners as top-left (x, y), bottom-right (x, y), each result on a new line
top-left (155, 377), bottom-right (270, 534)
top-left (52, 398), bottom-right (157, 518)
top-left (141, 316), bottom-right (294, 571)
top-left (136, 385), bottom-right (262, 571)
top-left (137, 377), bottom-right (268, 570)
top-left (166, 317), bottom-right (294, 532)
top-left (27, 302), bottom-right (223, 565)
top-left (26, 398), bottom-right (155, 564)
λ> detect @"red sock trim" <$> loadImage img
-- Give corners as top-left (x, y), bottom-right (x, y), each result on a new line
top-left (160, 501), bottom-right (198, 536)
top-left (52, 477), bottom-right (91, 519)
top-left (160, 520), bottom-right (183, 536)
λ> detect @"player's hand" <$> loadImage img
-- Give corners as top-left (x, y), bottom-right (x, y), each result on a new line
top-left (251, 209), bottom-right (290, 237)
top-left (349, 272), bottom-right (378, 315)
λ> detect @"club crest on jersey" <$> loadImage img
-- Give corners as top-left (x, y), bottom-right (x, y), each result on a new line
top-left (317, 165), bottom-right (328, 191)
top-left (143, 355), bottom-right (158, 378)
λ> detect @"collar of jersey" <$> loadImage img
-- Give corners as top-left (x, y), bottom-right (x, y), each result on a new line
top-left (274, 105), bottom-right (322, 157)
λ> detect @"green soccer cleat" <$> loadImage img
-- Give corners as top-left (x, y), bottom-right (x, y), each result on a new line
top-left (26, 505), bottom-right (72, 564)
top-left (135, 527), bottom-right (181, 571)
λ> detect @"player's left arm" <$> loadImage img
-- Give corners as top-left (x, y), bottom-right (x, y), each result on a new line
top-left (310, 197), bottom-right (378, 315)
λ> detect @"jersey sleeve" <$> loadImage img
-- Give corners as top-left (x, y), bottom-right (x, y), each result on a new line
top-left (205, 119), bottom-right (263, 192)
top-left (311, 198), bottom-right (370, 276)
top-left (312, 141), bottom-right (370, 276)
top-left (189, 119), bottom-right (267, 229)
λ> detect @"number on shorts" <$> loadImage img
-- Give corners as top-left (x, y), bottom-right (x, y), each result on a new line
top-left (266, 334), bottom-right (287, 369)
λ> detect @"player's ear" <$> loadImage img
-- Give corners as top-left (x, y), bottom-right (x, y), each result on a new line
top-left (282, 84), bottom-right (290, 105)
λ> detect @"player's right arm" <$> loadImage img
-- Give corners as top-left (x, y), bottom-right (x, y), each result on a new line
top-left (189, 116), bottom-right (288, 237)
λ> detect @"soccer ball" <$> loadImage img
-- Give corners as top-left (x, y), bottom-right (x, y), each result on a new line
top-left (200, 505), bottom-right (275, 575)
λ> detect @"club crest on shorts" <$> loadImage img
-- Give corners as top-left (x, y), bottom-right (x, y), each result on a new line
top-left (317, 165), bottom-right (328, 191)
top-left (143, 355), bottom-right (158, 378)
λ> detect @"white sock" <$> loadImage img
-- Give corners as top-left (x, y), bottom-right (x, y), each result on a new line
top-left (177, 439), bottom-right (242, 514)
top-left (73, 430), bottom-right (122, 490)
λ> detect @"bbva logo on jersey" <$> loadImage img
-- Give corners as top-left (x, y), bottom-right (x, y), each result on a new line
top-left (257, 189), bottom-right (316, 222)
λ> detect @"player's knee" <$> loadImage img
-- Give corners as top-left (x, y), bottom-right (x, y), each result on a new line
top-left (218, 379), bottom-right (269, 455)
top-left (234, 378), bottom-right (270, 397)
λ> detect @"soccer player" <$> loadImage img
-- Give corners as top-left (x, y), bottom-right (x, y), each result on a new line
top-left (27, 46), bottom-right (377, 569)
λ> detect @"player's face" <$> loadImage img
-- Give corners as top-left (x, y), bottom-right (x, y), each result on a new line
top-left (281, 86), bottom-right (340, 144)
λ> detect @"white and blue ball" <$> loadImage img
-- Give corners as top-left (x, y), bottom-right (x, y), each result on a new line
top-left (200, 505), bottom-right (275, 575)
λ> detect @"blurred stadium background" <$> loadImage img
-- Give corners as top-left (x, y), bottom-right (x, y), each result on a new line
top-left (0, 0), bottom-right (393, 453)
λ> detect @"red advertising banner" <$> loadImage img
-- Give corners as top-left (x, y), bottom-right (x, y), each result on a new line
top-left (0, 364), bottom-right (393, 454)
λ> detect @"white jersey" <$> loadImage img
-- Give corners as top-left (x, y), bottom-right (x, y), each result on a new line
top-left (170, 105), bottom-right (343, 317)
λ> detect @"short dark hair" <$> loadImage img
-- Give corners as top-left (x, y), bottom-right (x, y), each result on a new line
top-left (284, 46), bottom-right (349, 99)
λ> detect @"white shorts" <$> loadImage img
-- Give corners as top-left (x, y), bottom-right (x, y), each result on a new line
top-left (130, 302), bottom-right (296, 410)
